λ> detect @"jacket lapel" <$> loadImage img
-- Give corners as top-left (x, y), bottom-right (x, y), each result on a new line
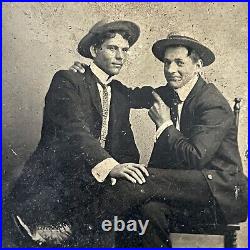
top-left (84, 67), bottom-right (103, 116)
top-left (180, 76), bottom-right (207, 131)
top-left (108, 80), bottom-right (123, 129)
top-left (184, 76), bottom-right (207, 104)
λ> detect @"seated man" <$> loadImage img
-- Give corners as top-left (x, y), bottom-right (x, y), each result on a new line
top-left (72, 34), bottom-right (248, 247)
top-left (6, 19), bottom-right (149, 247)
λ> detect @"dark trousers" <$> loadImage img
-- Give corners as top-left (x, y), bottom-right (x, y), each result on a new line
top-left (100, 168), bottom-right (225, 248)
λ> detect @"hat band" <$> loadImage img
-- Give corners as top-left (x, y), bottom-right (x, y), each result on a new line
top-left (168, 35), bottom-right (199, 43)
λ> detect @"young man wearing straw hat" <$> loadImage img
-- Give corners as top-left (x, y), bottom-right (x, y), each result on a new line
top-left (6, 20), bottom-right (150, 247)
top-left (72, 34), bottom-right (247, 247)
top-left (141, 35), bottom-right (247, 247)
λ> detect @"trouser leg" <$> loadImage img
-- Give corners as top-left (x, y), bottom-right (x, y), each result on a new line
top-left (98, 168), bottom-right (213, 247)
top-left (101, 168), bottom-right (212, 217)
top-left (115, 206), bottom-right (144, 248)
top-left (140, 201), bottom-right (173, 248)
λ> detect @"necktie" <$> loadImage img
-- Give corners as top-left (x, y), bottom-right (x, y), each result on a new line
top-left (99, 81), bottom-right (110, 148)
top-left (170, 92), bottom-right (182, 127)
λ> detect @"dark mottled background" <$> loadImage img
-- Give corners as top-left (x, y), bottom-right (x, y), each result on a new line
top-left (3, 2), bottom-right (248, 247)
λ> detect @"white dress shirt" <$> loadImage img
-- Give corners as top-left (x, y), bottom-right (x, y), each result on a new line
top-left (156, 74), bottom-right (199, 138)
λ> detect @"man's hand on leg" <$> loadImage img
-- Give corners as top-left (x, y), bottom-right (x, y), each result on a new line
top-left (109, 163), bottom-right (149, 184)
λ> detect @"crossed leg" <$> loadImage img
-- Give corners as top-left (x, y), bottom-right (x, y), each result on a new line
top-left (99, 168), bottom-right (221, 247)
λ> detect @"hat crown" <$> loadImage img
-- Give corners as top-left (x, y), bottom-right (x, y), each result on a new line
top-left (89, 19), bottom-right (113, 34)
top-left (167, 33), bottom-right (199, 43)
top-left (89, 19), bottom-right (137, 36)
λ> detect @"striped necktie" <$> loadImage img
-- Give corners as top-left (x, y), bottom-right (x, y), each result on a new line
top-left (99, 81), bottom-right (110, 148)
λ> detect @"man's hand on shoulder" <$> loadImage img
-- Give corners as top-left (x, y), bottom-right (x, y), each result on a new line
top-left (109, 163), bottom-right (149, 185)
top-left (69, 61), bottom-right (87, 74)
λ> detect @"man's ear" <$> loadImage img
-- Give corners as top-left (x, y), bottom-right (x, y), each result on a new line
top-left (195, 59), bottom-right (203, 73)
top-left (90, 45), bottom-right (97, 58)
top-left (197, 59), bottom-right (203, 69)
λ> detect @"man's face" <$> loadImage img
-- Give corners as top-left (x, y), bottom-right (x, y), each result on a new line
top-left (163, 46), bottom-right (200, 89)
top-left (91, 33), bottom-right (130, 76)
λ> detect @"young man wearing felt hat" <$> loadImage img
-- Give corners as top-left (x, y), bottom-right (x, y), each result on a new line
top-left (6, 19), bottom-right (151, 247)
top-left (72, 33), bottom-right (248, 247)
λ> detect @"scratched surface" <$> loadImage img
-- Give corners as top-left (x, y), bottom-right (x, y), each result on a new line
top-left (2, 2), bottom-right (248, 247)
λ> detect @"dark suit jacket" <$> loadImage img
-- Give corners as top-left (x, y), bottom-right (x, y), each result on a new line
top-left (145, 77), bottom-right (247, 224)
top-left (10, 68), bottom-right (139, 226)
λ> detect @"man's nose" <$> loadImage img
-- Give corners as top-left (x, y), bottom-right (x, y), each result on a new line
top-left (168, 62), bottom-right (177, 73)
top-left (115, 49), bottom-right (124, 60)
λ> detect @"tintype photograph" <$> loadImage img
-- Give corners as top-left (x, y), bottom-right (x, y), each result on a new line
top-left (2, 2), bottom-right (248, 248)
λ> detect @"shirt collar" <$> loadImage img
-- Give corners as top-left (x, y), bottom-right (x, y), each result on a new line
top-left (175, 74), bottom-right (199, 102)
top-left (90, 63), bottom-right (114, 86)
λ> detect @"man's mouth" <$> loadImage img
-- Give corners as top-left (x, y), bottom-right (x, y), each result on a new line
top-left (112, 63), bottom-right (123, 67)
top-left (168, 76), bottom-right (181, 81)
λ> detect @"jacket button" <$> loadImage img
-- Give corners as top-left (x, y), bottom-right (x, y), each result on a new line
top-left (207, 174), bottom-right (213, 180)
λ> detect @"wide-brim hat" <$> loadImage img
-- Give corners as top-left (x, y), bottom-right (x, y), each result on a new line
top-left (152, 34), bottom-right (215, 66)
top-left (78, 19), bottom-right (140, 58)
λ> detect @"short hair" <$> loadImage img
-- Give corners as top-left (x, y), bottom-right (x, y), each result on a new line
top-left (92, 30), bottom-right (132, 48)
top-left (167, 45), bottom-right (201, 63)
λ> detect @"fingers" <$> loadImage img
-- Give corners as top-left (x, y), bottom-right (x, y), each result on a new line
top-left (71, 65), bottom-right (85, 74)
top-left (152, 91), bottom-right (164, 104)
top-left (69, 66), bottom-right (77, 73)
top-left (127, 164), bottom-right (149, 183)
top-left (69, 61), bottom-right (86, 74)
top-left (136, 164), bottom-right (149, 177)
top-left (74, 61), bottom-right (82, 67)
top-left (127, 166), bottom-right (146, 183)
top-left (75, 61), bottom-right (86, 73)
top-left (148, 106), bottom-right (157, 120)
top-left (125, 168), bottom-right (144, 184)
top-left (123, 173), bottom-right (137, 183)
top-left (110, 163), bottom-right (149, 184)
top-left (69, 65), bottom-right (83, 73)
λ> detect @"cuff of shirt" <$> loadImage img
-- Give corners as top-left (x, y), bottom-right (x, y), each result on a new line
top-left (92, 158), bottom-right (119, 183)
top-left (155, 120), bottom-right (173, 140)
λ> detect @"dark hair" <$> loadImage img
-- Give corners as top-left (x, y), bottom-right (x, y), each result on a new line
top-left (92, 30), bottom-right (132, 48)
top-left (167, 45), bottom-right (201, 63)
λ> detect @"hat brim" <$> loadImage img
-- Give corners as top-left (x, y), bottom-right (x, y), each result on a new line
top-left (78, 21), bottom-right (140, 58)
top-left (152, 38), bottom-right (215, 66)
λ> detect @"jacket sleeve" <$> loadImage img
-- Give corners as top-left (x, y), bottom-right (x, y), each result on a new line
top-left (44, 71), bottom-right (112, 169)
top-left (128, 86), bottom-right (155, 109)
top-left (154, 87), bottom-right (234, 168)
top-left (127, 85), bottom-right (171, 109)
